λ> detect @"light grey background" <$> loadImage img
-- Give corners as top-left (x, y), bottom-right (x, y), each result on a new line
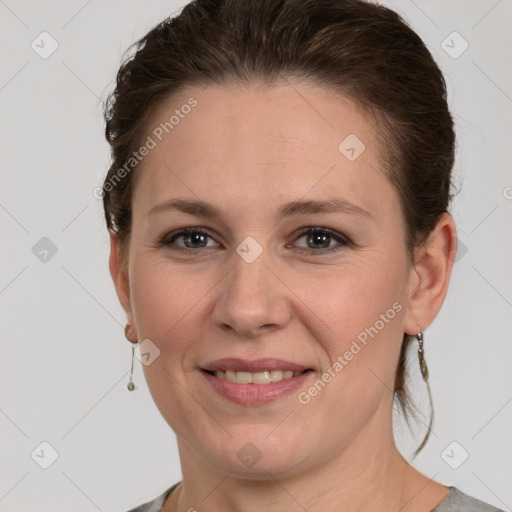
top-left (0, 1), bottom-right (511, 511)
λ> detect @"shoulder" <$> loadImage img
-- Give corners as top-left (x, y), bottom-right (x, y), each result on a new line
top-left (432, 486), bottom-right (506, 512)
top-left (125, 482), bottom-right (180, 512)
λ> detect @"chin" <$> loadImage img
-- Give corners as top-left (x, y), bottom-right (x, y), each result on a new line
top-left (204, 435), bottom-right (310, 479)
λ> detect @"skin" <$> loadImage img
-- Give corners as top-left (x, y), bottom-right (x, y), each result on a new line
top-left (109, 81), bottom-right (457, 512)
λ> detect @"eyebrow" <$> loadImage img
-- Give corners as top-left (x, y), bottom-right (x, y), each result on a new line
top-left (146, 197), bottom-right (373, 221)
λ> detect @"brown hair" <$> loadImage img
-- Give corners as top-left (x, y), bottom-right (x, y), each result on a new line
top-left (103, 0), bottom-right (456, 456)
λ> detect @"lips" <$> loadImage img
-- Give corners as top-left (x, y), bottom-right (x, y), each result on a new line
top-left (201, 364), bottom-right (314, 405)
top-left (200, 357), bottom-right (312, 373)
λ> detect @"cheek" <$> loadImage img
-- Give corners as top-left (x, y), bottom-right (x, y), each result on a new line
top-left (131, 263), bottom-right (210, 427)
top-left (293, 268), bottom-right (405, 423)
top-left (290, 256), bottom-right (406, 396)
top-left (130, 258), bottom-right (212, 341)
top-left (295, 259), bottom-right (403, 339)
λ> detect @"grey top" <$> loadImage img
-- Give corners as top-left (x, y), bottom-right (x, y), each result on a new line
top-left (127, 483), bottom-right (505, 512)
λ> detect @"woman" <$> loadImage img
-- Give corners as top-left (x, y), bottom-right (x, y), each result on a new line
top-left (102, 0), bottom-right (504, 510)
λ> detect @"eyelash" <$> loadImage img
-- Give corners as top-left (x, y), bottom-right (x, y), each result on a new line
top-left (157, 226), bottom-right (350, 256)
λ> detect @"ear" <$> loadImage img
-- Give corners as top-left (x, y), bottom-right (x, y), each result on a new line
top-left (403, 212), bottom-right (458, 335)
top-left (109, 233), bottom-right (136, 341)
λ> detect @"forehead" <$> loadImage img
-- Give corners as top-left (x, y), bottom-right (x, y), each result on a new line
top-left (143, 80), bottom-right (379, 159)
top-left (132, 81), bottom-right (394, 219)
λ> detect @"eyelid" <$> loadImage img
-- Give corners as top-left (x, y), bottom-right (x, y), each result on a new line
top-left (292, 226), bottom-right (350, 243)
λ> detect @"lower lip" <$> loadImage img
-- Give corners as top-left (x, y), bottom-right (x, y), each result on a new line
top-left (201, 370), bottom-right (314, 405)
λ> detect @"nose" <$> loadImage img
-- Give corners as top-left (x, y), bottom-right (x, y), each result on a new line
top-left (212, 248), bottom-right (292, 338)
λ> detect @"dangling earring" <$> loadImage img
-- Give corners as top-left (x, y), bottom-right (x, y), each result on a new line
top-left (125, 324), bottom-right (137, 391)
top-left (416, 331), bottom-right (429, 381)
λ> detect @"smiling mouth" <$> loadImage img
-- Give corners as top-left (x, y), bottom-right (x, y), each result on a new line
top-left (202, 368), bottom-right (313, 384)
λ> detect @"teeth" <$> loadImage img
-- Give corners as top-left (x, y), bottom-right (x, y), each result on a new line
top-left (214, 369), bottom-right (302, 384)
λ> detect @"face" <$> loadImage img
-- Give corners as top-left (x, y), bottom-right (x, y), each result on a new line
top-left (112, 81), bottom-right (425, 478)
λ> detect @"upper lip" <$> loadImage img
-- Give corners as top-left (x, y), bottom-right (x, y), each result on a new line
top-left (201, 357), bottom-right (312, 373)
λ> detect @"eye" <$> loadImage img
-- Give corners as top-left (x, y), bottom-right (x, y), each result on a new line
top-left (290, 227), bottom-right (350, 254)
top-left (157, 226), bottom-right (350, 255)
top-left (159, 227), bottom-right (220, 250)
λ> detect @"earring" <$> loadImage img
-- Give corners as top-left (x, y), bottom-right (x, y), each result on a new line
top-left (416, 331), bottom-right (429, 381)
top-left (125, 324), bottom-right (137, 391)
